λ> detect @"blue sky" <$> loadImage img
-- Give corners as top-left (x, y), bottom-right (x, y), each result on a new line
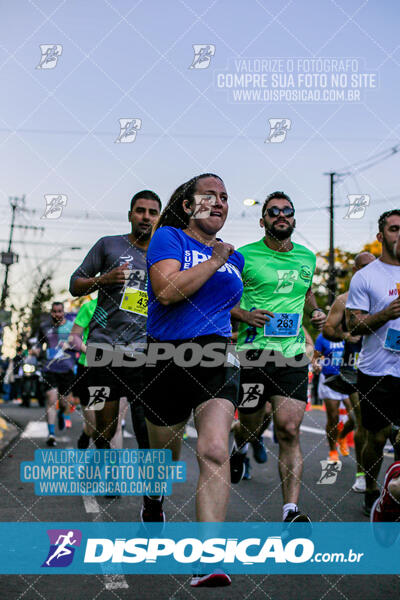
top-left (1, 0), bottom-right (400, 300)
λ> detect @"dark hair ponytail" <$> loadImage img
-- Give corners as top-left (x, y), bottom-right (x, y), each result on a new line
top-left (156, 173), bottom-right (223, 230)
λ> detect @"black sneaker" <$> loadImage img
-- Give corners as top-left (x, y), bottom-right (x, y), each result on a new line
top-left (46, 435), bottom-right (56, 447)
top-left (363, 489), bottom-right (380, 517)
top-left (230, 444), bottom-right (246, 484)
top-left (57, 409), bottom-right (65, 431)
top-left (251, 436), bottom-right (268, 463)
top-left (284, 509), bottom-right (311, 524)
top-left (243, 456), bottom-right (252, 480)
top-left (77, 431), bottom-right (90, 449)
top-left (190, 570), bottom-right (231, 587)
top-left (283, 509), bottom-right (312, 539)
top-left (141, 495), bottom-right (165, 524)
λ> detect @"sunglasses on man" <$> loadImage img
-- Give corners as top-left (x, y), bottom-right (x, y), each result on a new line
top-left (265, 205), bottom-right (295, 218)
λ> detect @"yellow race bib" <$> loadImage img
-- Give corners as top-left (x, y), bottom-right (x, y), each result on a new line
top-left (120, 287), bottom-right (148, 316)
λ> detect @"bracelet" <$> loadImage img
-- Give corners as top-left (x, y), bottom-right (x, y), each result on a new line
top-left (311, 308), bottom-right (324, 316)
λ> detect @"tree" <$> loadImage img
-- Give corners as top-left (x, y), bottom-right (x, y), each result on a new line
top-left (304, 247), bottom-right (357, 339)
top-left (305, 241), bottom-right (381, 339)
top-left (10, 270), bottom-right (55, 347)
top-left (362, 239), bottom-right (381, 257)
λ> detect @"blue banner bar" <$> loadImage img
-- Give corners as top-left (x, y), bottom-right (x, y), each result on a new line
top-left (0, 522), bottom-right (399, 574)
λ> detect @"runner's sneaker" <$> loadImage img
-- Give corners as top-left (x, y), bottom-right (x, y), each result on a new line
top-left (77, 431), bottom-right (90, 449)
top-left (230, 443), bottom-right (246, 484)
top-left (370, 462), bottom-right (400, 546)
top-left (352, 474), bottom-right (366, 493)
top-left (46, 435), bottom-right (56, 447)
top-left (251, 435), bottom-right (268, 463)
top-left (370, 462), bottom-right (400, 522)
top-left (283, 509), bottom-right (312, 539)
top-left (284, 509), bottom-right (311, 525)
top-left (243, 456), bottom-right (252, 480)
top-left (190, 570), bottom-right (231, 588)
top-left (141, 495), bottom-right (165, 524)
top-left (57, 409), bottom-right (65, 431)
top-left (328, 450), bottom-right (340, 462)
top-left (338, 437), bottom-right (350, 457)
top-left (363, 489), bottom-right (380, 516)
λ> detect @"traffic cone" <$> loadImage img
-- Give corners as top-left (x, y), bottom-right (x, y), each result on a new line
top-left (347, 430), bottom-right (355, 448)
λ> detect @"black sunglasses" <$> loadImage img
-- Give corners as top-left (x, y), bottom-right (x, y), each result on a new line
top-left (265, 205), bottom-right (295, 218)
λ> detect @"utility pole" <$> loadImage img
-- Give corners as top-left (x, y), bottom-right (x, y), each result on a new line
top-left (324, 172), bottom-right (337, 306)
top-left (0, 196), bottom-right (23, 309)
top-left (0, 195), bottom-right (45, 309)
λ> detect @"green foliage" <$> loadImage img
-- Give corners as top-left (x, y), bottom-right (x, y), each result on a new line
top-left (10, 272), bottom-right (54, 347)
top-left (304, 247), bottom-right (357, 341)
top-left (305, 241), bottom-right (381, 340)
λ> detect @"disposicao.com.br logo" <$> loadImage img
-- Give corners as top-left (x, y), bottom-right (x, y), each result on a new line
top-left (42, 529), bottom-right (82, 567)
top-left (83, 535), bottom-right (362, 567)
top-left (4, 522), bottom-right (395, 575)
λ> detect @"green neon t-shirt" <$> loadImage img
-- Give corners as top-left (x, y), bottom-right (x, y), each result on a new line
top-left (75, 299), bottom-right (97, 366)
top-left (236, 239), bottom-right (316, 357)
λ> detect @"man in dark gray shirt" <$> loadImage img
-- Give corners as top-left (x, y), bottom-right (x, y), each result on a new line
top-left (69, 190), bottom-right (161, 449)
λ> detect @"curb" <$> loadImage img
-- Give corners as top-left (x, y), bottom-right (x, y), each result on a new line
top-left (0, 416), bottom-right (20, 458)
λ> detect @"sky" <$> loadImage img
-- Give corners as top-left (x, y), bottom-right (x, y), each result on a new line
top-left (1, 0), bottom-right (400, 305)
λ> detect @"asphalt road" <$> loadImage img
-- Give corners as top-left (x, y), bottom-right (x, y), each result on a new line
top-left (0, 401), bottom-right (397, 600)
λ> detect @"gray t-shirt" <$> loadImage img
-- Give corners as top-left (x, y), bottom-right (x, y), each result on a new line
top-left (69, 234), bottom-right (147, 346)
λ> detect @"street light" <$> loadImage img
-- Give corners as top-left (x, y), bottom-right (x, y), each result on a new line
top-left (243, 198), bottom-right (260, 207)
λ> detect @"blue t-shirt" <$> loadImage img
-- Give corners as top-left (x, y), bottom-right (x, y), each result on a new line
top-left (315, 333), bottom-right (344, 376)
top-left (146, 226), bottom-right (244, 340)
top-left (39, 319), bottom-right (75, 373)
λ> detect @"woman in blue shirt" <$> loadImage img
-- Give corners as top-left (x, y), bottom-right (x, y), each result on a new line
top-left (141, 173), bottom-right (244, 587)
top-left (313, 333), bottom-right (352, 462)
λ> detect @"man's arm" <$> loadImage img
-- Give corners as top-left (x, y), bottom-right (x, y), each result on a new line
top-left (323, 293), bottom-right (360, 342)
top-left (311, 349), bottom-right (323, 374)
top-left (345, 267), bottom-right (400, 335)
top-left (230, 304), bottom-right (274, 327)
top-left (68, 323), bottom-right (85, 353)
top-left (346, 301), bottom-right (400, 335)
top-left (69, 239), bottom-right (130, 297)
top-left (303, 326), bottom-right (314, 360)
top-left (305, 288), bottom-right (326, 330)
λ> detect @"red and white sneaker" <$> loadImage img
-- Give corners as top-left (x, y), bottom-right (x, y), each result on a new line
top-left (140, 495), bottom-right (165, 524)
top-left (190, 570), bottom-right (231, 588)
top-left (371, 461), bottom-right (400, 523)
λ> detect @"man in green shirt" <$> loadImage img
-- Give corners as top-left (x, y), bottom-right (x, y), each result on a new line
top-left (231, 191), bottom-right (326, 526)
top-left (70, 298), bottom-right (98, 449)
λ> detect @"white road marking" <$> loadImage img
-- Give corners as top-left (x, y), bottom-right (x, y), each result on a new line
top-left (21, 421), bottom-right (70, 441)
top-left (299, 425), bottom-right (325, 435)
top-left (104, 574), bottom-right (129, 590)
top-left (82, 496), bottom-right (100, 513)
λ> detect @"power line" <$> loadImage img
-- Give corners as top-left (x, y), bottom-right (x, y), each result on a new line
top-left (0, 239), bottom-right (90, 248)
top-left (335, 143), bottom-right (400, 178)
top-left (1, 126), bottom-right (400, 143)
top-left (324, 142), bottom-right (400, 304)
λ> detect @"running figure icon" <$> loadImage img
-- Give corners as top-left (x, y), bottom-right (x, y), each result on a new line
top-left (45, 531), bottom-right (77, 566)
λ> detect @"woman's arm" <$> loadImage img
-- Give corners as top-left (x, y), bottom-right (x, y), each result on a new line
top-left (150, 241), bottom-right (234, 306)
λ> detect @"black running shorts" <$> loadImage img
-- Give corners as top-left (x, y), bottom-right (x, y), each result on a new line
top-left (357, 370), bottom-right (400, 433)
top-left (42, 370), bottom-right (75, 396)
top-left (72, 363), bottom-right (90, 406)
top-left (86, 365), bottom-right (144, 407)
top-left (142, 335), bottom-right (240, 426)
top-left (238, 349), bottom-right (309, 413)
